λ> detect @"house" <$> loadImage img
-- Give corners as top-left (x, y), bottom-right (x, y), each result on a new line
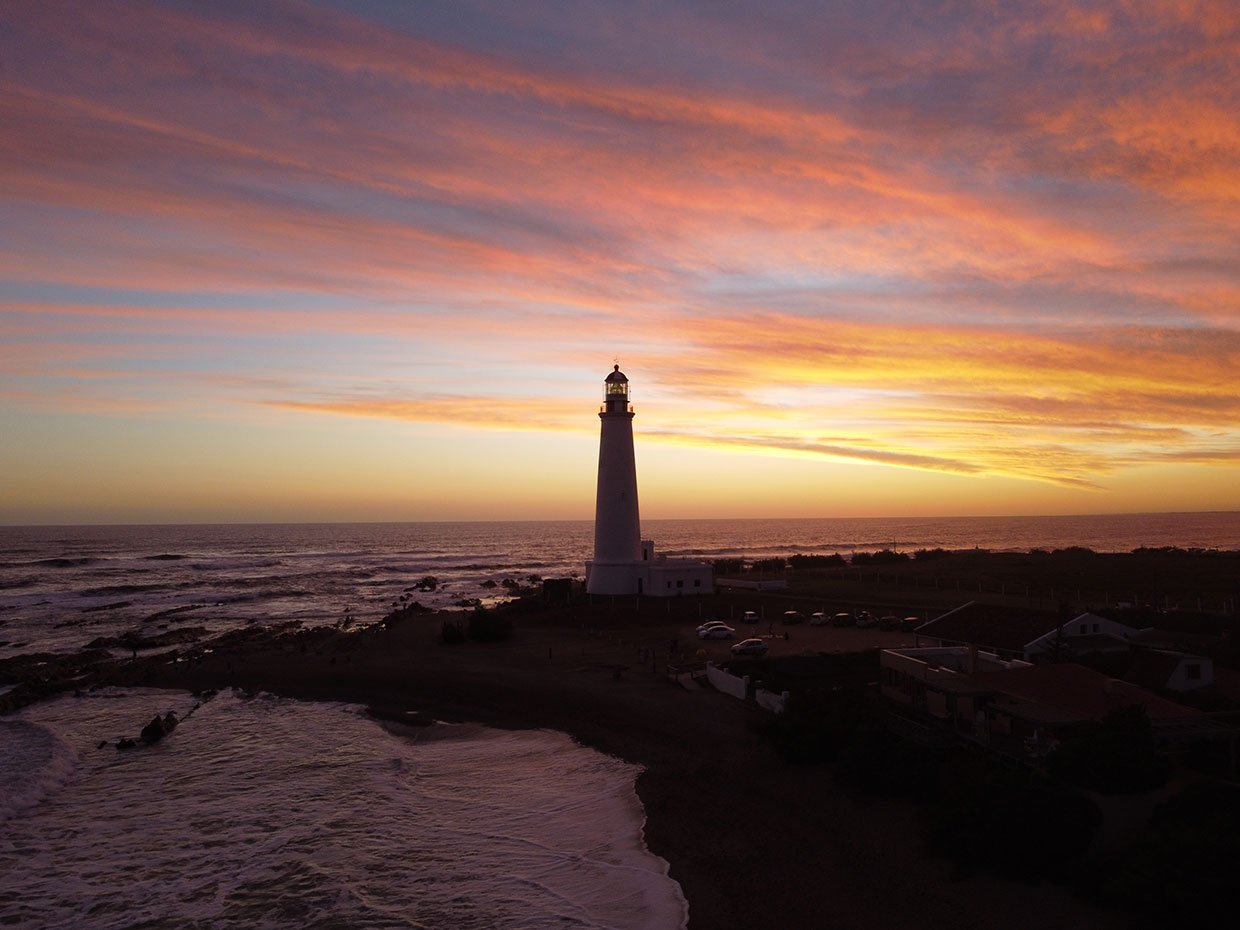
top-left (880, 646), bottom-right (1202, 756)
top-left (1124, 649), bottom-right (1213, 692)
top-left (914, 602), bottom-right (1142, 662)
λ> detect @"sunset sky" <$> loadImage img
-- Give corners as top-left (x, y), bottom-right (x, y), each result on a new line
top-left (3, 0), bottom-right (1239, 524)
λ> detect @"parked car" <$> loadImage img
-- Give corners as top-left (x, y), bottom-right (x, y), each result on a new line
top-left (782, 610), bottom-right (804, 624)
top-left (698, 624), bottom-right (735, 639)
top-left (831, 611), bottom-right (854, 627)
top-left (809, 611), bottom-right (828, 626)
top-left (741, 610), bottom-right (759, 623)
top-left (855, 610), bottom-right (878, 629)
top-left (878, 615), bottom-right (901, 630)
top-left (696, 620), bottom-right (728, 634)
top-left (731, 638), bottom-right (769, 656)
top-left (902, 616), bottom-right (923, 630)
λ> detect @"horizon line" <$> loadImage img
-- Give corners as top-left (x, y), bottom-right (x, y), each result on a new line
top-left (2, 509), bottom-right (1238, 530)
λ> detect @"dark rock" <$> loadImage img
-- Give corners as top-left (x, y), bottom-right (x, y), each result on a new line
top-left (367, 706), bottom-right (436, 727)
top-left (96, 739), bottom-right (108, 749)
top-left (140, 714), bottom-right (168, 744)
top-left (117, 737), bottom-right (137, 751)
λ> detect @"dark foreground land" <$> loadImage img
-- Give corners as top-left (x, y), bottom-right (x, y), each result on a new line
top-left (8, 546), bottom-right (1239, 929)
top-left (98, 616), bottom-right (1121, 930)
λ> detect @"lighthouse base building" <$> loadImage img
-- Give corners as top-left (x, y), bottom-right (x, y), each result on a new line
top-left (585, 365), bottom-right (713, 597)
top-left (586, 539), bottom-right (714, 597)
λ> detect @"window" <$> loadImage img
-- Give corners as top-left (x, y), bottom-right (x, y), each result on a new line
top-left (667, 582), bottom-right (672, 589)
top-left (1186, 664), bottom-right (1202, 680)
top-left (1079, 624), bottom-right (1088, 634)
top-left (693, 579), bottom-right (701, 587)
top-left (1092, 624), bottom-right (1100, 633)
top-left (676, 580), bottom-right (684, 588)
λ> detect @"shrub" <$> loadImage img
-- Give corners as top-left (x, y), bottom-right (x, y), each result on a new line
top-left (1091, 782), bottom-right (1240, 926)
top-left (755, 692), bottom-right (869, 764)
top-left (834, 725), bottom-right (941, 800)
top-left (440, 620), bottom-right (466, 644)
top-left (466, 607), bottom-right (513, 642)
top-left (1047, 705), bottom-right (1171, 794)
top-left (750, 557), bottom-right (787, 573)
top-left (788, 553), bottom-right (846, 568)
top-left (851, 549), bottom-right (909, 565)
top-left (932, 759), bottom-right (1102, 881)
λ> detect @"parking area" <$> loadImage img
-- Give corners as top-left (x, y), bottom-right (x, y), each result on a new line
top-left (689, 619), bottom-right (921, 662)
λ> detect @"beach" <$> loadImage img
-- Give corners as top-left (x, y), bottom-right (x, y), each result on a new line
top-left (102, 612), bottom-right (1125, 930)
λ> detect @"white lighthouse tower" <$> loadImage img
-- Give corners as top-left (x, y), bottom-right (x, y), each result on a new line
top-left (587, 365), bottom-right (643, 594)
top-left (585, 365), bottom-right (713, 597)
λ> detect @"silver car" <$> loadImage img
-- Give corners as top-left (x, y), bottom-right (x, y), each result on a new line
top-left (731, 638), bottom-right (768, 656)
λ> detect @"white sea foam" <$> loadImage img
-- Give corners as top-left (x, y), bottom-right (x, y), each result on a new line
top-left (0, 690), bottom-right (688, 930)
top-left (0, 719), bottom-right (79, 822)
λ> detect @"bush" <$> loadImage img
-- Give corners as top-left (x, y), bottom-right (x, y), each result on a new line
top-left (750, 557), bottom-right (787, 573)
top-left (712, 558), bottom-right (745, 574)
top-left (466, 607), bottom-right (513, 642)
top-left (788, 553), bottom-right (846, 568)
top-left (913, 548), bottom-right (950, 561)
top-left (834, 725), bottom-right (941, 800)
top-left (1091, 783), bottom-right (1240, 926)
top-left (1047, 706), bottom-right (1171, 794)
top-left (851, 549), bottom-right (909, 565)
top-left (755, 692), bottom-right (869, 764)
top-left (440, 620), bottom-right (466, 644)
top-left (933, 755), bottom-right (1102, 881)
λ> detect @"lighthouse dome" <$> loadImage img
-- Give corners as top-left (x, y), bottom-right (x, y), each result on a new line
top-left (604, 364), bottom-right (628, 383)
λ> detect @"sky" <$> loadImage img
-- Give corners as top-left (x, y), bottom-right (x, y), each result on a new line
top-left (2, 0), bottom-right (1239, 524)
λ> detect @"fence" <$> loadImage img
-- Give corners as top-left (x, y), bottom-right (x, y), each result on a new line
top-left (755, 688), bottom-right (789, 714)
top-left (705, 662), bottom-right (749, 700)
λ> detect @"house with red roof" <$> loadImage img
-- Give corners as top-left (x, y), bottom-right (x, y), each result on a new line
top-left (913, 601), bottom-right (1142, 662)
top-left (880, 644), bottom-right (1202, 758)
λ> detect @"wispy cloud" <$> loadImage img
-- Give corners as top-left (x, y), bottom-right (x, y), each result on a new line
top-left (2, 0), bottom-right (1239, 516)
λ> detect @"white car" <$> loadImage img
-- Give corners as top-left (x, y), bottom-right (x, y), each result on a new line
top-left (731, 638), bottom-right (768, 656)
top-left (698, 624), bottom-right (735, 639)
top-left (696, 620), bottom-right (729, 634)
top-left (810, 611), bottom-right (828, 626)
top-left (741, 610), bottom-right (759, 623)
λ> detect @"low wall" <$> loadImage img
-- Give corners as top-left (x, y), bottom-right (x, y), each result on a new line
top-left (706, 662), bottom-right (749, 700)
top-left (755, 689), bottom-right (789, 714)
top-left (714, 577), bottom-right (788, 591)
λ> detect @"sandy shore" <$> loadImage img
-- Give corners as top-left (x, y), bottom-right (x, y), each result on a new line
top-left (100, 614), bottom-right (1127, 930)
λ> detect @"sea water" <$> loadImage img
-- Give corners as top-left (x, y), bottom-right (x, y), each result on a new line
top-left (2, 513), bottom-right (1237, 658)
top-left (0, 688), bottom-right (688, 930)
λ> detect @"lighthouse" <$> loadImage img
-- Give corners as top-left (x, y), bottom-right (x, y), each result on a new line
top-left (587, 365), bottom-right (643, 594)
top-left (585, 365), bottom-right (713, 597)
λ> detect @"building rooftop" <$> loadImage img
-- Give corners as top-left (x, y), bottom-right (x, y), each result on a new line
top-left (915, 601), bottom-right (1062, 652)
top-left (972, 663), bottom-right (1201, 723)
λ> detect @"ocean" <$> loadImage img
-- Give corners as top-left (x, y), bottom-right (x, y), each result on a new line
top-left (1, 511), bottom-right (1237, 928)
top-left (3, 513), bottom-right (1238, 659)
top-left (0, 689), bottom-right (686, 930)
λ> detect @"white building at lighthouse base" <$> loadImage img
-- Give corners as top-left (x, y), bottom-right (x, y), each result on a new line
top-left (586, 539), bottom-right (714, 597)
